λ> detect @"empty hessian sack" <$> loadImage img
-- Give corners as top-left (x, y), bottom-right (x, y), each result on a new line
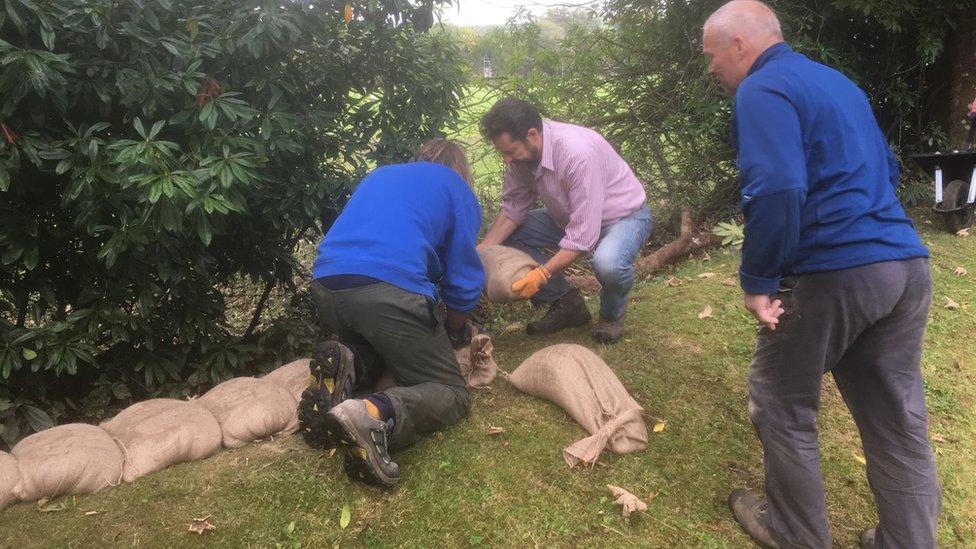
top-left (100, 399), bottom-right (222, 482)
top-left (506, 344), bottom-right (648, 467)
top-left (262, 358), bottom-right (312, 404)
top-left (457, 334), bottom-right (498, 388)
top-left (12, 424), bottom-right (124, 501)
top-left (197, 377), bottom-right (298, 448)
top-left (478, 245), bottom-right (538, 302)
top-left (0, 451), bottom-right (18, 510)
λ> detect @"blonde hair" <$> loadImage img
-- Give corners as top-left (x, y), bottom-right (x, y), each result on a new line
top-left (412, 138), bottom-right (473, 187)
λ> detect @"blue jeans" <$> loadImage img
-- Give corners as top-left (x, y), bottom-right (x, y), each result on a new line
top-left (504, 205), bottom-right (652, 321)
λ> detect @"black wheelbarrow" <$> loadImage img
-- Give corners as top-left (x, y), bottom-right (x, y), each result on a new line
top-left (911, 115), bottom-right (976, 233)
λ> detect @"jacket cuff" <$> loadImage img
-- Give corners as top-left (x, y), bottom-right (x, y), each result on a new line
top-left (738, 269), bottom-right (781, 295)
top-left (443, 295), bottom-right (478, 313)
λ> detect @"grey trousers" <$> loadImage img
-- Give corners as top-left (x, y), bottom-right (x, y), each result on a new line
top-left (310, 281), bottom-right (469, 450)
top-left (748, 258), bottom-right (940, 549)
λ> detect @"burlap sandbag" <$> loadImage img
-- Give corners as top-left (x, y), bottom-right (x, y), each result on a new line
top-left (262, 358), bottom-right (312, 404)
top-left (197, 377), bottom-right (298, 448)
top-left (12, 424), bottom-right (124, 501)
top-left (506, 344), bottom-right (648, 467)
top-left (100, 399), bottom-right (222, 482)
top-left (0, 451), bottom-right (19, 510)
top-left (478, 245), bottom-right (538, 302)
top-left (457, 334), bottom-right (497, 388)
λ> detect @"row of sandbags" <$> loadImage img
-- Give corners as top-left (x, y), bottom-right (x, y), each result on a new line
top-left (0, 361), bottom-right (310, 511)
top-left (0, 334), bottom-right (501, 513)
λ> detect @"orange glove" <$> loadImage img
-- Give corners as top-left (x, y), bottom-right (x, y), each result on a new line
top-left (511, 266), bottom-right (551, 300)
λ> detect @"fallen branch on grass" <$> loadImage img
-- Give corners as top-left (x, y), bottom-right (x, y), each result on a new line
top-left (566, 207), bottom-right (722, 294)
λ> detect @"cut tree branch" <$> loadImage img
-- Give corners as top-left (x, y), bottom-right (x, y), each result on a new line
top-left (566, 207), bottom-right (721, 294)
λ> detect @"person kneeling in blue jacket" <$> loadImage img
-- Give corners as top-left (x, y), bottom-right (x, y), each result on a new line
top-left (299, 139), bottom-right (484, 487)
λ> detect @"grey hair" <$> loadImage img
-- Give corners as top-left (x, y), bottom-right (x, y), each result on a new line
top-left (704, 1), bottom-right (783, 42)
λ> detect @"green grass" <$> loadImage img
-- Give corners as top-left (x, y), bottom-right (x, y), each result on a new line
top-left (1, 213), bottom-right (974, 548)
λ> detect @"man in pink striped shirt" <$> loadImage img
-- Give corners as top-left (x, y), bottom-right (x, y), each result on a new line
top-left (479, 98), bottom-right (652, 342)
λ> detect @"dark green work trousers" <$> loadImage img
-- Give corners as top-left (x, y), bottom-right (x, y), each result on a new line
top-left (310, 280), bottom-right (469, 450)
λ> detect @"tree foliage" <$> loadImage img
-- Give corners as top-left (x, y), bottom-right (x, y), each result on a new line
top-left (0, 0), bottom-right (464, 444)
top-left (490, 0), bottom-right (970, 227)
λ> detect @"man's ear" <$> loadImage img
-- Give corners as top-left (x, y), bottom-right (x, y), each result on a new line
top-left (525, 127), bottom-right (542, 147)
top-left (733, 36), bottom-right (747, 59)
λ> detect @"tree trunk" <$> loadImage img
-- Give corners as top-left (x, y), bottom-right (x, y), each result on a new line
top-left (947, 4), bottom-right (976, 145)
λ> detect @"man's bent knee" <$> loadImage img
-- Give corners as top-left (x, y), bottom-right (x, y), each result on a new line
top-left (592, 253), bottom-right (632, 287)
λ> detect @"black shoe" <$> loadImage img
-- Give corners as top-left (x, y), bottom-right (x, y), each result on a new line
top-left (860, 528), bottom-right (876, 549)
top-left (324, 399), bottom-right (400, 487)
top-left (526, 288), bottom-right (592, 336)
top-left (594, 313), bottom-right (626, 344)
top-left (729, 489), bottom-right (780, 548)
top-left (297, 341), bottom-right (357, 449)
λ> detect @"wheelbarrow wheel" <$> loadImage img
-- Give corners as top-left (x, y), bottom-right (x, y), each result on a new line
top-left (939, 179), bottom-right (975, 233)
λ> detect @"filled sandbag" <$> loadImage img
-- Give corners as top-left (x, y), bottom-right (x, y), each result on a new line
top-left (262, 358), bottom-right (312, 404)
top-left (12, 424), bottom-right (124, 501)
top-left (478, 244), bottom-right (538, 302)
top-left (100, 399), bottom-right (222, 482)
top-left (197, 377), bottom-right (298, 448)
top-left (457, 333), bottom-right (498, 388)
top-left (0, 451), bottom-right (19, 510)
top-left (506, 344), bottom-right (647, 467)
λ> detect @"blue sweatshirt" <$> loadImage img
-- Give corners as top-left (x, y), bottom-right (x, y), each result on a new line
top-left (311, 162), bottom-right (485, 312)
top-left (732, 43), bottom-right (928, 295)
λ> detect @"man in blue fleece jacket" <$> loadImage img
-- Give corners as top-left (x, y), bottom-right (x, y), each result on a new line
top-left (300, 139), bottom-right (484, 487)
top-left (703, 2), bottom-right (939, 548)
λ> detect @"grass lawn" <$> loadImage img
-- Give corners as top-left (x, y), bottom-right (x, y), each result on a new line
top-left (1, 212), bottom-right (973, 548)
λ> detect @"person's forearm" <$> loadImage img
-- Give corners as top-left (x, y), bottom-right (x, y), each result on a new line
top-left (480, 213), bottom-right (519, 247)
top-left (543, 249), bottom-right (583, 276)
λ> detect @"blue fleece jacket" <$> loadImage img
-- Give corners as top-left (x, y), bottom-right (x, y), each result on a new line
top-left (732, 43), bottom-right (928, 295)
top-left (311, 162), bottom-right (485, 312)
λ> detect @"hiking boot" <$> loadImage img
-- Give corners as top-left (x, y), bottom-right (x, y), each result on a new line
top-left (324, 399), bottom-right (400, 487)
top-left (729, 489), bottom-right (780, 549)
top-left (860, 528), bottom-right (876, 548)
top-left (594, 313), bottom-right (626, 344)
top-left (526, 288), bottom-right (591, 336)
top-left (297, 341), bottom-right (357, 449)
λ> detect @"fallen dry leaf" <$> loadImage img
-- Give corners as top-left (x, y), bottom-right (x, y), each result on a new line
top-left (84, 511), bottom-right (98, 516)
top-left (486, 426), bottom-right (505, 436)
top-left (945, 297), bottom-right (961, 310)
top-left (607, 485), bottom-right (648, 517)
top-left (931, 433), bottom-right (946, 443)
top-left (957, 228), bottom-right (971, 237)
top-left (698, 305), bottom-right (713, 320)
top-left (722, 278), bottom-right (737, 287)
top-left (955, 267), bottom-right (968, 276)
top-left (652, 421), bottom-right (666, 433)
top-left (697, 272), bottom-right (718, 279)
top-left (665, 276), bottom-right (682, 287)
top-left (188, 516), bottom-right (216, 535)
top-left (853, 453), bottom-right (867, 466)
top-left (502, 322), bottom-right (524, 335)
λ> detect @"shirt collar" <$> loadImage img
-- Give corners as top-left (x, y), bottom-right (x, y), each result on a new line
top-left (533, 120), bottom-right (555, 179)
top-left (748, 42), bottom-right (791, 76)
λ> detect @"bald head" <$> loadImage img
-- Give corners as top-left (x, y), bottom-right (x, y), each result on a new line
top-left (704, 1), bottom-right (783, 44)
top-left (702, 1), bottom-right (785, 94)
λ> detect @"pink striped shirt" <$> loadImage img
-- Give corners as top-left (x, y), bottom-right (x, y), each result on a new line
top-left (500, 120), bottom-right (647, 252)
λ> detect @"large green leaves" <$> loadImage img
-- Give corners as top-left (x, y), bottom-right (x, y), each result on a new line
top-left (0, 0), bottom-right (464, 445)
